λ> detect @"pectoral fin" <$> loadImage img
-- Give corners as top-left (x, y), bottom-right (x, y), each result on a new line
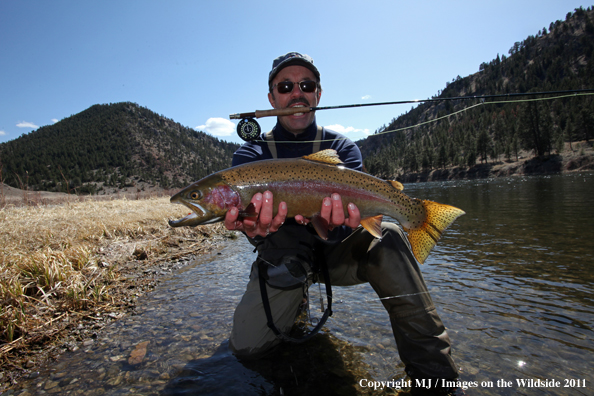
top-left (310, 215), bottom-right (329, 240)
top-left (239, 203), bottom-right (258, 220)
top-left (360, 215), bottom-right (383, 239)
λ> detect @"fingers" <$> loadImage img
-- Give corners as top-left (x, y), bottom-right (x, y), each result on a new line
top-left (318, 193), bottom-right (360, 230)
top-left (319, 196), bottom-right (332, 225)
top-left (330, 193), bottom-right (345, 226)
top-left (319, 193), bottom-right (345, 229)
top-left (269, 202), bottom-right (287, 232)
top-left (257, 191), bottom-right (274, 227)
top-left (244, 191), bottom-right (287, 238)
top-left (223, 192), bottom-right (263, 234)
top-left (294, 215), bottom-right (309, 225)
top-left (224, 207), bottom-right (240, 230)
top-left (242, 193), bottom-right (263, 232)
top-left (344, 202), bottom-right (361, 228)
top-left (227, 191), bottom-right (359, 236)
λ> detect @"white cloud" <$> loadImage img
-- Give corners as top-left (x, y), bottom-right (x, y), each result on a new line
top-left (16, 121), bottom-right (39, 129)
top-left (361, 95), bottom-right (371, 100)
top-left (0, 130), bottom-right (6, 136)
top-left (326, 124), bottom-right (371, 136)
top-left (51, 119), bottom-right (59, 124)
top-left (196, 117), bottom-right (235, 137)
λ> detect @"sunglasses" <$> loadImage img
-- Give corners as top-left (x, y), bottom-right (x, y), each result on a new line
top-left (273, 80), bottom-right (318, 94)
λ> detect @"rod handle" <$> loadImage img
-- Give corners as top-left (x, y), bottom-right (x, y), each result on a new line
top-left (229, 107), bottom-right (313, 120)
top-left (254, 107), bottom-right (310, 118)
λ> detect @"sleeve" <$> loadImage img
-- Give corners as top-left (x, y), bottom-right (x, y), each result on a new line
top-left (337, 142), bottom-right (363, 172)
top-left (326, 134), bottom-right (363, 171)
top-left (232, 142), bottom-right (266, 167)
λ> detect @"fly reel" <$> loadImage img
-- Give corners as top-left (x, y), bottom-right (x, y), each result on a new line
top-left (237, 118), bottom-right (261, 142)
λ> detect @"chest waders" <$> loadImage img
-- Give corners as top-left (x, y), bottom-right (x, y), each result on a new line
top-left (258, 126), bottom-right (332, 343)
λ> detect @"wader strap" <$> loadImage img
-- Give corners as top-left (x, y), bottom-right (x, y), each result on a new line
top-left (258, 258), bottom-right (332, 344)
top-left (259, 124), bottom-right (329, 343)
top-left (265, 130), bottom-right (277, 159)
top-left (313, 126), bottom-right (323, 154)
top-left (265, 126), bottom-right (323, 159)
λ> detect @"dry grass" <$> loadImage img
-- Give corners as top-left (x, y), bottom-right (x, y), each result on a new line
top-left (0, 196), bottom-right (229, 376)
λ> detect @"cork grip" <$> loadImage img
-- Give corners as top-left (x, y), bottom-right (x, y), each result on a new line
top-left (254, 107), bottom-right (312, 118)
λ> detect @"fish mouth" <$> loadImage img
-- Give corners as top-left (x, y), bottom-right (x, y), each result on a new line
top-left (169, 199), bottom-right (205, 227)
top-left (168, 212), bottom-right (199, 227)
top-left (169, 199), bottom-right (223, 227)
top-left (168, 212), bottom-right (224, 227)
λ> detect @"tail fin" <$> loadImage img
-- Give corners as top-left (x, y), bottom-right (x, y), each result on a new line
top-left (406, 200), bottom-right (465, 264)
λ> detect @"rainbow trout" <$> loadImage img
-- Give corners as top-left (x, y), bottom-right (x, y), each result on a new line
top-left (169, 150), bottom-right (464, 264)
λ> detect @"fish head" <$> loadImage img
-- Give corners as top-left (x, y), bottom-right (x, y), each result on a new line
top-left (168, 174), bottom-right (240, 227)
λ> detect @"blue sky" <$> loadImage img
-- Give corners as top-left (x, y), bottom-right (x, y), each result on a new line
top-left (0, 1), bottom-right (589, 145)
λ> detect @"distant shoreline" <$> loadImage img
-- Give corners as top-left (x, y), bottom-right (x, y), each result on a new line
top-left (397, 143), bottom-right (594, 183)
top-left (2, 143), bottom-right (593, 205)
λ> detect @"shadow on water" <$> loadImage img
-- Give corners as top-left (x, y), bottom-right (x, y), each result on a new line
top-left (162, 332), bottom-right (371, 396)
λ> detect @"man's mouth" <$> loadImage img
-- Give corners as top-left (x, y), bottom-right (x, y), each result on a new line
top-left (290, 104), bottom-right (307, 116)
top-left (286, 97), bottom-right (310, 117)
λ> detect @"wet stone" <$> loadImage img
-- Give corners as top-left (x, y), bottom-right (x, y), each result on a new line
top-left (128, 341), bottom-right (150, 365)
top-left (105, 374), bottom-right (124, 387)
top-left (43, 380), bottom-right (59, 390)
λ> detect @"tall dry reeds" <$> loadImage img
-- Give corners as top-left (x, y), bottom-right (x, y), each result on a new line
top-left (0, 196), bottom-right (226, 359)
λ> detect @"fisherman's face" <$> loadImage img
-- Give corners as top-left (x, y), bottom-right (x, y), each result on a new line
top-left (268, 65), bottom-right (321, 136)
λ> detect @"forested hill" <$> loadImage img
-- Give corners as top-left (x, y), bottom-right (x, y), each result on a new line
top-left (359, 7), bottom-right (594, 178)
top-left (0, 102), bottom-right (239, 194)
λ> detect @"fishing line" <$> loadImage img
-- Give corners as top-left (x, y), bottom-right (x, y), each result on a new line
top-left (378, 291), bottom-right (432, 301)
top-left (372, 91), bottom-right (594, 140)
top-left (229, 89), bottom-right (594, 143)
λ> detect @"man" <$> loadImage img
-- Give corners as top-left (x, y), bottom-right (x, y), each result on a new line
top-left (224, 52), bottom-right (460, 394)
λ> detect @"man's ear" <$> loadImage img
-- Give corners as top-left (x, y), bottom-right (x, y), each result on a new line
top-left (268, 92), bottom-right (276, 108)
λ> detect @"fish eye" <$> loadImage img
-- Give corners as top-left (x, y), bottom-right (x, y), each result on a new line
top-left (189, 191), bottom-right (202, 200)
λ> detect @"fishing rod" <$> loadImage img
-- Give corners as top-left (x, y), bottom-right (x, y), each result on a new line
top-left (229, 88), bottom-right (594, 141)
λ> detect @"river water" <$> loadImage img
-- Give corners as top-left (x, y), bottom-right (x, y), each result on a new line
top-left (10, 173), bottom-right (593, 396)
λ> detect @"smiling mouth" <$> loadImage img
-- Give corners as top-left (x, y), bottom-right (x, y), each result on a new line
top-left (290, 105), bottom-right (307, 116)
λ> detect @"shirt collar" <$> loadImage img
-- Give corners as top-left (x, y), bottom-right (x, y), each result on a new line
top-left (273, 119), bottom-right (318, 142)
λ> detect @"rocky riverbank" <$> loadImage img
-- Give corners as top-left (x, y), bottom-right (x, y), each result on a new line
top-left (0, 197), bottom-right (235, 393)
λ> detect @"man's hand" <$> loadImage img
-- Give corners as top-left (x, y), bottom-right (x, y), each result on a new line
top-left (224, 191), bottom-right (287, 238)
top-left (295, 193), bottom-right (360, 230)
top-left (225, 191), bottom-right (360, 238)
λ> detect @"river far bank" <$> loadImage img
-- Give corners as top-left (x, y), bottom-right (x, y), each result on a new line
top-left (397, 140), bottom-right (594, 183)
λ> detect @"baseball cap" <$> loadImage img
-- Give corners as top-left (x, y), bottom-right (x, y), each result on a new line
top-left (268, 52), bottom-right (321, 86)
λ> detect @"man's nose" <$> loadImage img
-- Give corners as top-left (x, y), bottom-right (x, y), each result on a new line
top-left (289, 85), bottom-right (303, 99)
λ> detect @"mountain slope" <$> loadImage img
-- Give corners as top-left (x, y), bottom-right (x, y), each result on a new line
top-left (359, 6), bottom-right (594, 178)
top-left (0, 102), bottom-right (239, 194)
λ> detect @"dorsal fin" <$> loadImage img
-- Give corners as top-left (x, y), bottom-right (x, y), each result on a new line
top-left (388, 180), bottom-right (404, 191)
top-left (302, 149), bottom-right (343, 165)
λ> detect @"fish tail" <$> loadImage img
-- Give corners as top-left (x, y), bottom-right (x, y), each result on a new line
top-left (405, 200), bottom-right (465, 264)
